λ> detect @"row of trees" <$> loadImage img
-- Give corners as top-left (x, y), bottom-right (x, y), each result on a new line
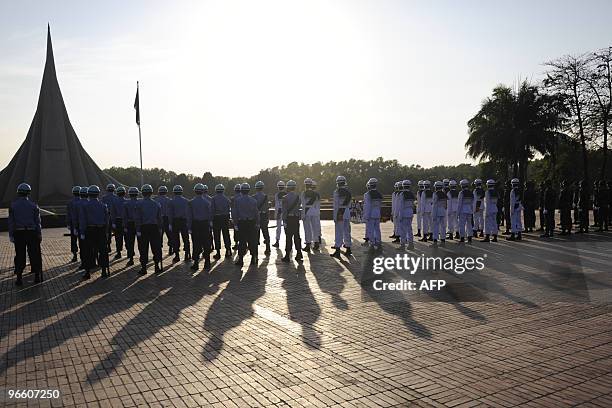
top-left (104, 159), bottom-right (481, 198)
top-left (466, 47), bottom-right (612, 185)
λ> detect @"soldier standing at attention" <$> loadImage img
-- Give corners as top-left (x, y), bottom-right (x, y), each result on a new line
top-left (558, 180), bottom-right (573, 235)
top-left (415, 180), bottom-right (424, 237)
top-left (577, 180), bottom-right (590, 234)
top-left (541, 179), bottom-right (557, 238)
top-left (363, 178), bottom-right (383, 251)
top-left (472, 179), bottom-right (485, 237)
top-left (398, 180), bottom-right (416, 250)
top-left (67, 186), bottom-right (81, 263)
top-left (311, 180), bottom-right (322, 248)
top-left (482, 179), bottom-right (499, 242)
top-left (123, 187), bottom-right (140, 266)
top-left (431, 181), bottom-right (448, 247)
top-left (234, 183), bottom-right (260, 267)
top-left (301, 178), bottom-right (320, 253)
top-left (110, 186), bottom-right (127, 259)
top-left (101, 183), bottom-right (116, 252)
top-left (273, 181), bottom-right (287, 248)
top-left (211, 184), bottom-right (232, 259)
top-left (231, 184), bottom-right (242, 250)
top-left (76, 187), bottom-right (89, 269)
top-left (523, 181), bottom-right (537, 233)
top-left (331, 176), bottom-right (352, 258)
top-left (154, 186), bottom-right (173, 255)
top-left (254, 181), bottom-right (272, 255)
top-left (136, 184), bottom-right (163, 274)
top-left (419, 180), bottom-right (433, 242)
top-left (457, 179), bottom-right (474, 244)
top-left (188, 183), bottom-right (213, 272)
top-left (446, 180), bottom-right (459, 240)
top-left (595, 180), bottom-right (610, 232)
top-left (538, 181), bottom-right (546, 232)
top-left (168, 185), bottom-right (191, 263)
top-left (9, 183), bottom-right (43, 286)
top-left (79, 185), bottom-right (110, 280)
top-left (281, 180), bottom-right (303, 262)
top-left (507, 178), bottom-right (524, 241)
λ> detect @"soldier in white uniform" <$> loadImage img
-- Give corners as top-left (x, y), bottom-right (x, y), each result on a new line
top-left (311, 180), bottom-right (322, 248)
top-left (507, 178), bottom-right (524, 241)
top-left (273, 181), bottom-right (287, 248)
top-left (457, 179), bottom-right (474, 243)
top-left (390, 182), bottom-right (401, 242)
top-left (398, 180), bottom-right (416, 250)
top-left (415, 180), bottom-right (424, 237)
top-left (473, 179), bottom-right (485, 237)
top-left (363, 178), bottom-right (383, 251)
top-left (446, 180), bottom-right (459, 240)
top-left (431, 181), bottom-right (448, 246)
top-left (331, 175), bottom-right (352, 258)
top-left (483, 179), bottom-right (499, 242)
top-left (419, 180), bottom-right (433, 242)
top-left (301, 178), bottom-right (320, 253)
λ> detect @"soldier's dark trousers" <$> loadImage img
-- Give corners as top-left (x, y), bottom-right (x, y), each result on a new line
top-left (85, 226), bottom-right (109, 270)
top-left (78, 235), bottom-right (85, 263)
top-left (70, 232), bottom-right (79, 254)
top-left (213, 215), bottom-right (232, 251)
top-left (258, 213), bottom-right (270, 244)
top-left (524, 207), bottom-right (536, 229)
top-left (114, 218), bottom-right (124, 252)
top-left (545, 210), bottom-right (555, 235)
top-left (539, 208), bottom-right (545, 229)
top-left (191, 220), bottom-right (211, 262)
top-left (599, 208), bottom-right (609, 230)
top-left (139, 224), bottom-right (162, 266)
top-left (573, 208), bottom-right (580, 224)
top-left (14, 230), bottom-right (42, 277)
top-left (560, 209), bottom-right (572, 231)
top-left (579, 209), bottom-right (589, 231)
top-left (161, 216), bottom-right (172, 249)
top-left (125, 221), bottom-right (138, 258)
top-left (172, 218), bottom-right (190, 254)
top-left (284, 216), bottom-right (302, 255)
top-left (504, 209), bottom-right (511, 231)
top-left (106, 219), bottom-right (113, 252)
top-left (237, 220), bottom-right (257, 259)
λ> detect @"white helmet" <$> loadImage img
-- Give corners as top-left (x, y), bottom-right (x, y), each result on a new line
top-left (434, 181), bottom-right (444, 189)
top-left (336, 175), bottom-right (347, 186)
top-left (486, 179), bottom-right (496, 187)
top-left (366, 178), bottom-right (377, 189)
top-left (215, 184), bottom-right (225, 192)
top-left (402, 179), bottom-right (412, 189)
top-left (511, 178), bottom-right (520, 186)
top-left (311, 180), bottom-right (317, 188)
top-left (304, 178), bottom-right (313, 186)
top-left (286, 180), bottom-right (297, 190)
top-left (474, 178), bottom-right (483, 186)
top-left (443, 178), bottom-right (450, 186)
top-left (277, 181), bottom-right (285, 190)
top-left (255, 181), bottom-right (264, 189)
top-left (460, 179), bottom-right (469, 188)
top-left (449, 179), bottom-right (457, 187)
top-left (423, 180), bottom-right (431, 188)
top-left (394, 181), bottom-right (400, 189)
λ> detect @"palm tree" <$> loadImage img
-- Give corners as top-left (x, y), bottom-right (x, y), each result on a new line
top-left (466, 81), bottom-right (566, 181)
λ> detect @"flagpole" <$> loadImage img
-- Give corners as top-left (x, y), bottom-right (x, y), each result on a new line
top-left (137, 81), bottom-right (143, 187)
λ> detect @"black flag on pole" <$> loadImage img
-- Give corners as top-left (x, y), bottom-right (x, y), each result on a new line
top-left (134, 82), bottom-right (140, 125)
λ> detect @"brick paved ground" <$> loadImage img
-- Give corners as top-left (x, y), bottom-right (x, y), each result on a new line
top-left (1, 222), bottom-right (611, 407)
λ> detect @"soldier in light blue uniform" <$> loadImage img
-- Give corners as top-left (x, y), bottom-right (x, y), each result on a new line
top-left (457, 179), bottom-right (474, 243)
top-left (234, 183), bottom-right (260, 267)
top-left (101, 183), bottom-right (116, 252)
top-left (76, 186), bottom-right (89, 269)
top-left (483, 179), bottom-right (499, 242)
top-left (66, 186), bottom-right (81, 262)
top-left (169, 185), bottom-right (191, 262)
top-left (79, 185), bottom-right (110, 280)
top-left (211, 184), bottom-right (232, 259)
top-left (188, 183), bottom-right (213, 271)
top-left (136, 184), bottom-right (163, 275)
top-left (154, 186), bottom-right (173, 255)
top-left (363, 178), bottom-right (383, 251)
top-left (254, 181), bottom-right (271, 255)
top-left (507, 178), bottom-right (524, 241)
top-left (201, 184), bottom-right (214, 253)
top-left (123, 187), bottom-right (140, 266)
top-left (431, 181), bottom-right (448, 247)
top-left (110, 186), bottom-right (127, 259)
top-left (331, 176), bottom-right (352, 258)
top-left (398, 180), bottom-right (416, 250)
top-left (9, 183), bottom-right (43, 286)
top-left (301, 178), bottom-right (320, 253)
top-left (231, 183), bottom-right (242, 250)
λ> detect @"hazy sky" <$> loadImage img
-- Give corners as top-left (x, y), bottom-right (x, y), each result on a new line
top-left (1, 0), bottom-right (611, 177)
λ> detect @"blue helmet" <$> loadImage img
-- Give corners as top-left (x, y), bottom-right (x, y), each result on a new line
top-left (128, 187), bottom-right (139, 196)
top-left (173, 185), bottom-right (183, 194)
top-left (158, 185), bottom-right (168, 194)
top-left (116, 186), bottom-right (126, 195)
top-left (72, 185), bottom-right (81, 194)
top-left (141, 184), bottom-right (153, 194)
top-left (17, 183), bottom-right (31, 194)
top-left (194, 183), bottom-right (205, 193)
top-left (106, 183), bottom-right (116, 192)
top-left (88, 185), bottom-right (101, 196)
top-left (240, 183), bottom-right (251, 192)
top-left (215, 184), bottom-right (225, 193)
top-left (80, 187), bottom-right (89, 196)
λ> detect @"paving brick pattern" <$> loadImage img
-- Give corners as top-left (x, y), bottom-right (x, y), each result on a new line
top-left (1, 222), bottom-right (611, 407)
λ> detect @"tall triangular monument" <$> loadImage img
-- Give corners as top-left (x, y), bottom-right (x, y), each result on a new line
top-left (0, 25), bottom-right (115, 206)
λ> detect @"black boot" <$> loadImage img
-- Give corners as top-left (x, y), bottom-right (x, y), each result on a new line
top-left (190, 261), bottom-right (199, 271)
top-left (204, 258), bottom-right (211, 270)
top-left (506, 233), bottom-right (516, 241)
top-left (34, 272), bottom-right (43, 283)
top-left (126, 257), bottom-right (134, 266)
top-left (250, 257), bottom-right (258, 266)
top-left (155, 262), bottom-right (163, 274)
top-left (455, 232), bottom-right (460, 239)
top-left (16, 273), bottom-right (23, 286)
top-left (139, 266), bottom-right (147, 275)
top-left (281, 254), bottom-right (291, 262)
top-left (234, 257), bottom-right (244, 267)
top-left (392, 237), bottom-right (400, 243)
top-left (517, 232), bottom-right (522, 241)
top-left (172, 254), bottom-right (180, 263)
top-left (303, 243), bottom-right (311, 253)
top-left (415, 230), bottom-right (421, 237)
top-left (313, 242), bottom-right (320, 250)
top-left (184, 252), bottom-right (191, 262)
top-left (467, 236), bottom-right (472, 243)
top-left (295, 252), bottom-right (303, 262)
top-left (345, 247), bottom-right (352, 256)
top-left (482, 234), bottom-right (490, 242)
top-left (432, 239), bottom-right (438, 247)
top-left (101, 268), bottom-right (109, 278)
top-left (272, 241), bottom-right (280, 248)
top-left (71, 253), bottom-right (78, 263)
top-left (492, 235), bottom-right (498, 242)
top-left (265, 243), bottom-right (271, 255)
top-left (82, 271), bottom-right (91, 280)
top-left (225, 249), bottom-right (232, 258)
top-left (114, 251), bottom-right (122, 260)
top-left (330, 248), bottom-right (341, 258)
top-left (460, 237), bottom-right (465, 243)
top-left (213, 251), bottom-right (221, 260)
